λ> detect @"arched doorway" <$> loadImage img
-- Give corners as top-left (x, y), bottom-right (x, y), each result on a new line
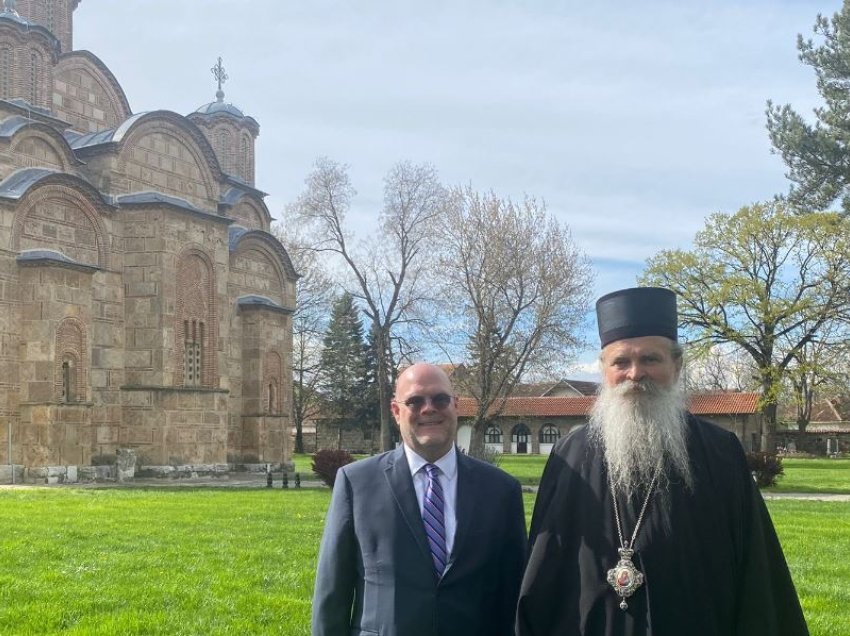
top-left (511, 423), bottom-right (531, 454)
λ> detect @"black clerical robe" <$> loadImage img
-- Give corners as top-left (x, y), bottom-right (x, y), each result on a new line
top-left (516, 415), bottom-right (809, 636)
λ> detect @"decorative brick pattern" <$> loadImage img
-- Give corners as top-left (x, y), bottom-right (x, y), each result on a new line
top-left (188, 116), bottom-right (257, 185)
top-left (16, 0), bottom-right (75, 53)
top-left (0, 31), bottom-right (56, 110)
top-left (12, 184), bottom-right (107, 268)
top-left (175, 249), bottom-right (218, 389)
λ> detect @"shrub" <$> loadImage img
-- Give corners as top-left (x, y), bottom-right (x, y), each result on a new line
top-left (469, 446), bottom-right (502, 467)
top-left (312, 449), bottom-right (355, 487)
top-left (746, 451), bottom-right (784, 488)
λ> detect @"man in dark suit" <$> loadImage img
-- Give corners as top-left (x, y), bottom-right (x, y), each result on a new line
top-left (312, 363), bottom-right (527, 636)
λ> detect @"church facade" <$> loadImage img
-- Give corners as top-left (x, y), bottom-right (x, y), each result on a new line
top-left (0, 0), bottom-right (297, 480)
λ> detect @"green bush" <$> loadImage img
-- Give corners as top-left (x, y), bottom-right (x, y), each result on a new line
top-left (746, 451), bottom-right (784, 488)
top-left (311, 449), bottom-right (355, 487)
top-left (469, 446), bottom-right (502, 466)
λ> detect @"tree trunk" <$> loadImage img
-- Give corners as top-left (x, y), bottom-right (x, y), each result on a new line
top-left (376, 330), bottom-right (394, 452)
top-left (468, 420), bottom-right (486, 458)
top-left (379, 374), bottom-right (393, 452)
top-left (465, 413), bottom-right (492, 458)
top-left (762, 393), bottom-right (778, 454)
top-left (295, 424), bottom-right (304, 454)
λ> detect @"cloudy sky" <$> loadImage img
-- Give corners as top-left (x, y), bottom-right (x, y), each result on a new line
top-left (74, 0), bottom-right (840, 376)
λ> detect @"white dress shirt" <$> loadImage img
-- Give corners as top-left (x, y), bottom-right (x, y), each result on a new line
top-left (404, 444), bottom-right (458, 558)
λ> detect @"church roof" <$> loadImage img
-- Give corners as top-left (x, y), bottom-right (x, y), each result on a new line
top-left (194, 101), bottom-right (247, 118)
top-left (0, 114), bottom-right (40, 136)
top-left (116, 191), bottom-right (231, 224)
top-left (236, 295), bottom-right (293, 314)
top-left (0, 167), bottom-right (59, 199)
top-left (65, 112), bottom-right (147, 149)
top-left (3, 98), bottom-right (56, 119)
top-left (17, 249), bottom-right (100, 272)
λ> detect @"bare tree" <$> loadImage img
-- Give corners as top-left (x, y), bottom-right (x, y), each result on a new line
top-left (290, 158), bottom-right (446, 451)
top-left (272, 225), bottom-right (334, 454)
top-left (682, 343), bottom-right (758, 393)
top-left (436, 187), bottom-right (593, 455)
top-left (781, 320), bottom-right (850, 431)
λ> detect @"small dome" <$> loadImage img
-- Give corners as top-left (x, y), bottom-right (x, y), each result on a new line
top-left (193, 101), bottom-right (246, 118)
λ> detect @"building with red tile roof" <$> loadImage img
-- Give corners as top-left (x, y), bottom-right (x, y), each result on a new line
top-left (455, 392), bottom-right (764, 455)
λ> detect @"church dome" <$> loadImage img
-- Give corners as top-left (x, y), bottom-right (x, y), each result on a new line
top-left (193, 100), bottom-right (247, 119)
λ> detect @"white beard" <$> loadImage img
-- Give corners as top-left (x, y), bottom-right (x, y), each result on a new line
top-left (588, 378), bottom-right (693, 499)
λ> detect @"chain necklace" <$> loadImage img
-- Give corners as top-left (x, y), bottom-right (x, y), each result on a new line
top-left (606, 466), bottom-right (660, 611)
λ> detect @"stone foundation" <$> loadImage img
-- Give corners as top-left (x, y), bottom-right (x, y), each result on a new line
top-left (0, 460), bottom-right (296, 484)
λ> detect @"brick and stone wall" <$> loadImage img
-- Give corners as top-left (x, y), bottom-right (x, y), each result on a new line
top-left (0, 5), bottom-right (297, 480)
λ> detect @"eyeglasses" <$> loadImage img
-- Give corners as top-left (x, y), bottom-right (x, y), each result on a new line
top-left (394, 393), bottom-right (454, 411)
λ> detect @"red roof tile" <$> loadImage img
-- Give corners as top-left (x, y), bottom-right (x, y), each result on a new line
top-left (456, 392), bottom-right (760, 418)
top-left (687, 392), bottom-right (760, 415)
top-left (457, 396), bottom-right (596, 418)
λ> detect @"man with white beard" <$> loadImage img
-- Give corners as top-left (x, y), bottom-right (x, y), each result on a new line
top-left (516, 287), bottom-right (808, 636)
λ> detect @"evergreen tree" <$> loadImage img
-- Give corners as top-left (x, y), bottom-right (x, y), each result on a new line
top-left (320, 293), bottom-right (372, 448)
top-left (767, 2), bottom-right (850, 213)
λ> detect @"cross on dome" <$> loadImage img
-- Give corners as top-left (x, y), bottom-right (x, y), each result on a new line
top-left (211, 56), bottom-right (228, 103)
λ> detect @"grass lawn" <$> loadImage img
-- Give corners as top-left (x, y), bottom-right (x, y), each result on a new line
top-left (766, 458), bottom-right (850, 494)
top-left (0, 488), bottom-right (325, 636)
top-left (0, 487), bottom-right (846, 635)
top-left (295, 451), bottom-right (850, 493)
top-left (498, 454), bottom-right (549, 485)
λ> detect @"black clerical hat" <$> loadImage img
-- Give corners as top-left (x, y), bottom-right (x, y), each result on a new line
top-left (596, 287), bottom-right (678, 348)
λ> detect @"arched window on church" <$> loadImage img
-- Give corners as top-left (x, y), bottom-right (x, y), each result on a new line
top-left (216, 129), bottom-right (232, 174)
top-left (55, 318), bottom-right (86, 403)
top-left (46, 0), bottom-right (55, 33)
top-left (30, 51), bottom-right (42, 106)
top-left (263, 351), bottom-right (283, 414)
top-left (183, 319), bottom-right (204, 387)
top-left (268, 380), bottom-right (278, 414)
top-left (176, 250), bottom-right (217, 388)
top-left (239, 135), bottom-right (249, 181)
top-left (61, 359), bottom-right (74, 402)
top-left (0, 48), bottom-right (12, 99)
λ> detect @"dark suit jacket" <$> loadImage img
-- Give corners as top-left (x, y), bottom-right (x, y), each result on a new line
top-left (311, 446), bottom-right (527, 636)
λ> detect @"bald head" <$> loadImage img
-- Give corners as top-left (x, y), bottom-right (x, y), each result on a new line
top-left (395, 363), bottom-right (454, 399)
top-left (392, 363), bottom-right (458, 462)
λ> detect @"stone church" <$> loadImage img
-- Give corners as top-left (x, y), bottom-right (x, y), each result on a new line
top-left (0, 1), bottom-right (297, 480)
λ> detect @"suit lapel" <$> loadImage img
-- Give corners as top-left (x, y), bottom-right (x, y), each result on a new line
top-left (384, 446), bottom-right (432, 562)
top-left (447, 450), bottom-right (478, 572)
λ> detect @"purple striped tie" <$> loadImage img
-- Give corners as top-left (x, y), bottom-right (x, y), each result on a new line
top-left (422, 463), bottom-right (448, 575)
